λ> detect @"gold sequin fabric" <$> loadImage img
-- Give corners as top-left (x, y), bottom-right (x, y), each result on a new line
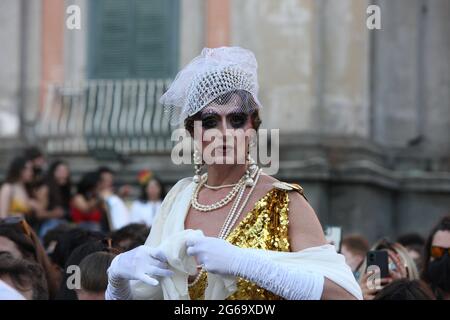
top-left (188, 187), bottom-right (292, 300)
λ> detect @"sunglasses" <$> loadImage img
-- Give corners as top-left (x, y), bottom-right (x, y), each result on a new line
top-left (430, 245), bottom-right (450, 259)
top-left (0, 216), bottom-right (32, 237)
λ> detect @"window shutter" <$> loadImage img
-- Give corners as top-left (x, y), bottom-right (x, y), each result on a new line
top-left (88, 0), bottom-right (179, 79)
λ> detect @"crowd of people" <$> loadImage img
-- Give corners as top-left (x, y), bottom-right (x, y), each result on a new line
top-left (0, 147), bottom-right (166, 299)
top-left (0, 147), bottom-right (448, 300)
top-left (0, 147), bottom-right (165, 234)
top-left (341, 222), bottom-right (450, 300)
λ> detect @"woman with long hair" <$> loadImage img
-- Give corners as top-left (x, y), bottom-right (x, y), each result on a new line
top-left (0, 157), bottom-right (35, 219)
top-left (357, 239), bottom-right (420, 300)
top-left (46, 161), bottom-right (72, 216)
top-left (0, 217), bottom-right (60, 298)
top-left (130, 171), bottom-right (165, 228)
top-left (421, 216), bottom-right (450, 300)
top-left (70, 171), bottom-right (104, 232)
top-left (34, 160), bottom-right (73, 237)
top-left (105, 47), bottom-right (361, 300)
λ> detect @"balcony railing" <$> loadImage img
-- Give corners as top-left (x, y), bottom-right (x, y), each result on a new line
top-left (33, 79), bottom-right (174, 159)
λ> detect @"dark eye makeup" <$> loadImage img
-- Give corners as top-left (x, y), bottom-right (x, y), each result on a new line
top-left (199, 112), bottom-right (249, 129)
top-left (200, 113), bottom-right (220, 129)
top-left (228, 112), bottom-right (249, 128)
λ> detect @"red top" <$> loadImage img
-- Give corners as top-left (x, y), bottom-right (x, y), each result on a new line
top-left (70, 205), bottom-right (102, 223)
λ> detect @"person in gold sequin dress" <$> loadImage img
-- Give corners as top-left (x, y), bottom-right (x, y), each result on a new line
top-left (105, 47), bottom-right (362, 300)
top-left (187, 187), bottom-right (294, 300)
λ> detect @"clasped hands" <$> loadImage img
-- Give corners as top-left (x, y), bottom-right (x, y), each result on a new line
top-left (108, 233), bottom-right (243, 286)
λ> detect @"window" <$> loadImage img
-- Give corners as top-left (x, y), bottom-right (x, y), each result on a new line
top-left (88, 0), bottom-right (179, 79)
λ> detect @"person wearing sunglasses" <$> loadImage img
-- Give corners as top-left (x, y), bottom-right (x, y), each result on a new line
top-left (0, 217), bottom-right (35, 260)
top-left (422, 215), bottom-right (450, 300)
top-left (0, 216), bottom-right (60, 298)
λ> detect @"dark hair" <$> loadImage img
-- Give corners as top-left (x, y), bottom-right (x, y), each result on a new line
top-left (29, 177), bottom-right (47, 190)
top-left (397, 233), bottom-right (425, 247)
top-left (46, 160), bottom-right (72, 211)
top-left (397, 232), bottom-right (425, 269)
top-left (76, 171), bottom-right (100, 199)
top-left (0, 222), bottom-right (59, 298)
top-left (0, 225), bottom-right (36, 260)
top-left (421, 216), bottom-right (450, 281)
top-left (79, 251), bottom-right (116, 293)
top-left (51, 227), bottom-right (104, 269)
top-left (56, 239), bottom-right (118, 300)
top-left (28, 178), bottom-right (48, 211)
top-left (97, 166), bottom-right (115, 177)
top-left (374, 279), bottom-right (435, 300)
top-left (23, 146), bottom-right (44, 162)
top-left (0, 252), bottom-right (49, 300)
top-left (138, 176), bottom-right (166, 203)
top-left (42, 223), bottom-right (76, 258)
top-left (5, 156), bottom-right (29, 184)
top-left (110, 223), bottom-right (150, 252)
top-left (184, 90), bottom-right (261, 135)
top-left (342, 235), bottom-right (370, 256)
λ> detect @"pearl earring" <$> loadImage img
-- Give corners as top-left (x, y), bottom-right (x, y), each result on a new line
top-left (244, 139), bottom-right (258, 186)
top-left (193, 147), bottom-right (203, 184)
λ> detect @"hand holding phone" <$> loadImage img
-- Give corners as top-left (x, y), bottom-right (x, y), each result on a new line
top-left (366, 250), bottom-right (389, 278)
top-left (360, 250), bottom-right (391, 299)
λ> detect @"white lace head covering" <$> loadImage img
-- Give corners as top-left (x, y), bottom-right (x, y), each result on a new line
top-left (160, 46), bottom-right (261, 126)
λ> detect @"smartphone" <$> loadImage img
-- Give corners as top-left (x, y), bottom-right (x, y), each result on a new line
top-left (324, 226), bottom-right (342, 252)
top-left (366, 250), bottom-right (389, 278)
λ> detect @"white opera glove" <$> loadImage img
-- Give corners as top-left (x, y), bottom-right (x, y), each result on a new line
top-left (185, 234), bottom-right (324, 300)
top-left (186, 234), bottom-right (240, 275)
top-left (105, 245), bottom-right (174, 300)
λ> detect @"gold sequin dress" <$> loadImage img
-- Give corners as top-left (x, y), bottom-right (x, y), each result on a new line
top-left (188, 182), bottom-right (304, 300)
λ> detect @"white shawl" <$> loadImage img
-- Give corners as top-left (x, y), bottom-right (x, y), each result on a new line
top-left (130, 177), bottom-right (363, 300)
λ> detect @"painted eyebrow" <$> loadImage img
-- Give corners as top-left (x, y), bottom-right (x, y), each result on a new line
top-left (200, 111), bottom-right (220, 119)
top-left (226, 111), bottom-right (248, 116)
top-left (201, 106), bottom-right (244, 116)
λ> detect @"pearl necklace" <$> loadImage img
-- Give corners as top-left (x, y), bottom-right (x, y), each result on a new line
top-left (188, 168), bottom-right (261, 288)
top-left (191, 174), bottom-right (246, 212)
top-left (218, 169), bottom-right (261, 239)
top-left (204, 183), bottom-right (238, 190)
